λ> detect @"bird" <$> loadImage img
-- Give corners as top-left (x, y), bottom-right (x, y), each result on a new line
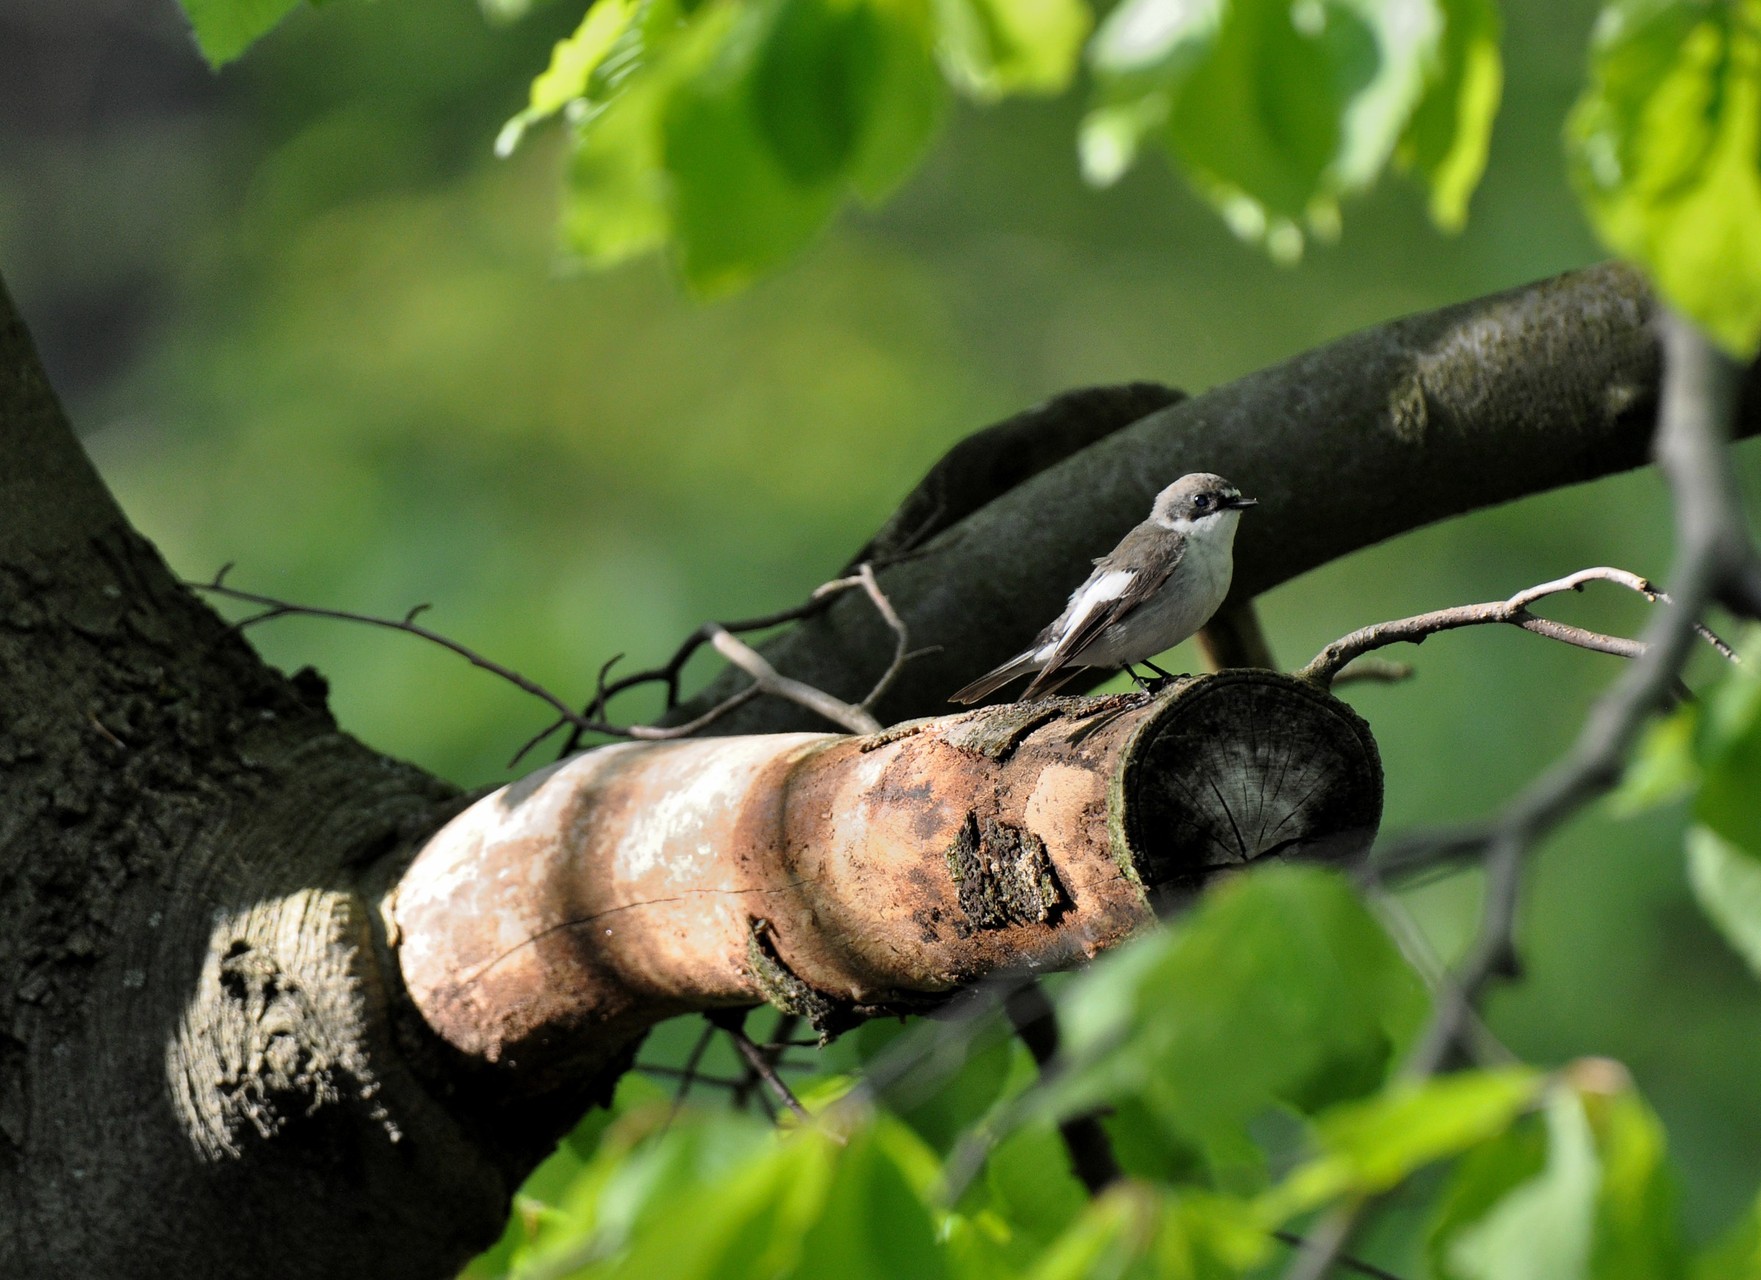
top-left (948, 472), bottom-right (1257, 704)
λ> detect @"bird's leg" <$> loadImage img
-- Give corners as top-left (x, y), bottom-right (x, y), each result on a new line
top-left (1137, 659), bottom-right (1187, 693)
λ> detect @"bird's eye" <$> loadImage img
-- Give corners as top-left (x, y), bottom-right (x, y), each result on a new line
top-left (1193, 494), bottom-right (1214, 512)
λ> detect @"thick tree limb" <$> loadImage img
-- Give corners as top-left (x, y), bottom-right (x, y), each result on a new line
top-left (671, 263), bottom-right (1761, 733)
top-left (390, 674), bottom-right (1384, 1095)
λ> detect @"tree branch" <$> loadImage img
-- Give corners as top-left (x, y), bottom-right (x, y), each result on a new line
top-left (670, 264), bottom-right (1761, 734)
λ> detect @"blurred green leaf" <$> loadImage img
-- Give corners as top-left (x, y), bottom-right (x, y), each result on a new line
top-left (545, 0), bottom-right (943, 290)
top-left (496, 0), bottom-right (643, 156)
top-left (1431, 1075), bottom-right (1686, 1280)
top-left (178, 0), bottom-right (308, 66)
top-left (465, 1101), bottom-right (952, 1280)
top-left (1426, 1112), bottom-right (1549, 1280)
top-left (1588, 1086), bottom-right (1686, 1280)
top-left (1695, 1191), bottom-right (1761, 1280)
top-left (1396, 0), bottom-right (1502, 230)
top-left (1049, 867), bottom-right (1428, 1178)
top-left (976, 1122), bottom-right (1090, 1261)
top-left (1022, 1183), bottom-right (1270, 1280)
top-left (1084, 0), bottom-right (1499, 258)
top-left (1262, 1067), bottom-right (1545, 1220)
top-left (1686, 826), bottom-right (1761, 982)
top-left (1444, 1088), bottom-right (1601, 1280)
top-left (1694, 660), bottom-right (1761, 854)
top-left (934, 0), bottom-right (1092, 99)
top-left (1609, 706), bottom-right (1700, 815)
top-left (1567, 0), bottom-right (1761, 355)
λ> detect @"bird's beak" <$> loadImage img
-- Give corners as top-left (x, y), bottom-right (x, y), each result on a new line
top-left (1224, 495), bottom-right (1259, 510)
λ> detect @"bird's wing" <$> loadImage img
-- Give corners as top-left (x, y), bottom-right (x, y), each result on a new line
top-left (1021, 523), bottom-right (1185, 697)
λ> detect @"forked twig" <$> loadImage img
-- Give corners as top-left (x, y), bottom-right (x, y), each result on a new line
top-left (1299, 564), bottom-right (1738, 687)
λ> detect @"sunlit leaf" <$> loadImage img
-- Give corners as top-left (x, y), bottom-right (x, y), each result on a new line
top-left (1686, 826), bottom-right (1761, 981)
top-left (1445, 1089), bottom-right (1601, 1280)
top-left (1397, 0), bottom-right (1503, 230)
top-left (935, 0), bottom-right (1092, 99)
top-left (496, 0), bottom-right (643, 157)
top-left (1049, 867), bottom-right (1428, 1177)
top-left (1262, 1067), bottom-right (1545, 1221)
top-left (1083, 0), bottom-right (1498, 257)
top-left (1567, 0), bottom-right (1761, 355)
top-left (178, 0), bottom-right (308, 67)
top-left (1430, 1074), bottom-right (1687, 1280)
top-left (1023, 1183), bottom-right (1270, 1280)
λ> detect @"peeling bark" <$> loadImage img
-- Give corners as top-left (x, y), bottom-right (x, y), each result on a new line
top-left (392, 674), bottom-right (1381, 1102)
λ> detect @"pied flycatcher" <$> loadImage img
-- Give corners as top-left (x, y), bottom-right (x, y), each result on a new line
top-left (949, 472), bottom-right (1256, 703)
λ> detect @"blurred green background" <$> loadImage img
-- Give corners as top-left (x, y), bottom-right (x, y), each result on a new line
top-left (5, 0), bottom-right (1760, 1263)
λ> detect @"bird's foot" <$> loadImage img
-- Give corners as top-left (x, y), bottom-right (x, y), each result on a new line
top-left (1126, 661), bottom-right (1189, 695)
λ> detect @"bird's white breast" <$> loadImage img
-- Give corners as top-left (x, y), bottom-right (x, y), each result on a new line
top-left (1069, 510), bottom-right (1240, 667)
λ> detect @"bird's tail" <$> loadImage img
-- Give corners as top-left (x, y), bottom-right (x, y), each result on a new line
top-left (948, 653), bottom-right (1038, 704)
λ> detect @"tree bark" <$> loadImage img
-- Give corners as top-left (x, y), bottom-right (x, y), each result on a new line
top-left (1, 262), bottom-right (1753, 1277)
top-left (392, 674), bottom-right (1382, 1100)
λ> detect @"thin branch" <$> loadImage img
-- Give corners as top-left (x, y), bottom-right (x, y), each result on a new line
top-left (709, 627), bottom-right (882, 735)
top-left (851, 563), bottom-right (912, 711)
top-left (1330, 658), bottom-right (1415, 686)
top-left (712, 1014), bottom-right (812, 1123)
top-left (733, 1013), bottom-right (803, 1111)
top-left (1273, 1227), bottom-right (1408, 1280)
top-left (191, 573), bottom-right (624, 738)
top-left (1299, 563), bottom-right (1738, 686)
top-left (550, 563), bottom-right (913, 759)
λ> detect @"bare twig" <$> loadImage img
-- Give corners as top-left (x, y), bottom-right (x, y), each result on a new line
top-left (1330, 658), bottom-right (1415, 686)
top-left (191, 571), bottom-right (629, 739)
top-left (1282, 313), bottom-right (1759, 1280)
top-left (707, 628), bottom-right (882, 735)
top-left (548, 563), bottom-right (914, 759)
top-left (1299, 564), bottom-right (1737, 687)
top-left (711, 1014), bottom-right (812, 1123)
top-left (733, 1013), bottom-right (803, 1111)
top-left (1273, 1227), bottom-right (1408, 1280)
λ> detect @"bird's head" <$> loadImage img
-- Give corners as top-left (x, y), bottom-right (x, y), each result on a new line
top-left (1151, 473), bottom-right (1257, 531)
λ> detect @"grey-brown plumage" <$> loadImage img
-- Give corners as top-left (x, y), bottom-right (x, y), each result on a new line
top-left (950, 473), bottom-right (1256, 703)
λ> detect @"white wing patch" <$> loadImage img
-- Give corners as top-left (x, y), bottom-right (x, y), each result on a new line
top-left (1036, 568), bottom-right (1135, 661)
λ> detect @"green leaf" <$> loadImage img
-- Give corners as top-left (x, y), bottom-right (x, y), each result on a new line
top-left (1426, 1114), bottom-right (1549, 1280)
top-left (1430, 1075), bottom-right (1687, 1280)
top-left (1588, 1087), bottom-right (1686, 1280)
top-left (1608, 705), bottom-right (1700, 815)
top-left (661, 11), bottom-right (846, 294)
top-left (1686, 825), bottom-right (1761, 981)
top-left (178, 0), bottom-right (307, 67)
top-left (1445, 1089), bottom-right (1601, 1280)
top-left (935, 0), bottom-right (1092, 99)
top-left (1023, 1184), bottom-right (1270, 1280)
top-left (1262, 1067), bottom-right (1545, 1221)
top-left (1084, 0), bottom-right (1490, 257)
top-left (548, 0), bottom-right (943, 289)
top-left (1567, 0), bottom-right (1761, 355)
top-left (1050, 867), bottom-right (1428, 1179)
top-left (1396, 0), bottom-right (1503, 230)
top-left (497, 0), bottom-right (644, 156)
top-left (1695, 1192), bottom-right (1761, 1280)
top-left (1694, 661), bottom-right (1761, 854)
